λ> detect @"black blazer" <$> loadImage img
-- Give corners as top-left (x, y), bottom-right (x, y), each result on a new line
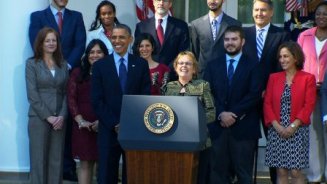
top-left (190, 13), bottom-right (241, 78)
top-left (91, 54), bottom-right (151, 131)
top-left (134, 16), bottom-right (190, 75)
top-left (243, 24), bottom-right (290, 86)
top-left (204, 54), bottom-right (263, 140)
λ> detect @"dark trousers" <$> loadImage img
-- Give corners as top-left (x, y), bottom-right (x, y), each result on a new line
top-left (63, 114), bottom-right (76, 173)
top-left (97, 131), bottom-right (127, 184)
top-left (210, 129), bottom-right (256, 184)
top-left (198, 148), bottom-right (212, 184)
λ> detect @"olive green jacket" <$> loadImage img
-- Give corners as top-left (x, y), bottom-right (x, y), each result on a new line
top-left (163, 79), bottom-right (216, 147)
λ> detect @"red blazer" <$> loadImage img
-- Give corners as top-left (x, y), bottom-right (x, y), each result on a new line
top-left (264, 71), bottom-right (316, 126)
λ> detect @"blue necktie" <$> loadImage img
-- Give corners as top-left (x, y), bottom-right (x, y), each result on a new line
top-left (227, 59), bottom-right (235, 85)
top-left (119, 58), bottom-right (127, 93)
top-left (256, 29), bottom-right (265, 61)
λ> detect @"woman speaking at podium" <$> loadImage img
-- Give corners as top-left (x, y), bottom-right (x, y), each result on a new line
top-left (163, 51), bottom-right (215, 184)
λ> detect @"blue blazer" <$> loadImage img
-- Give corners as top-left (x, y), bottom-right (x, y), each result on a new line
top-left (204, 54), bottom-right (264, 140)
top-left (134, 16), bottom-right (190, 71)
top-left (29, 7), bottom-right (86, 68)
top-left (243, 24), bottom-right (290, 86)
top-left (91, 54), bottom-right (151, 131)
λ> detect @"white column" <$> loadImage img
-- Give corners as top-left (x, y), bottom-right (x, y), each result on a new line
top-left (0, 0), bottom-right (49, 172)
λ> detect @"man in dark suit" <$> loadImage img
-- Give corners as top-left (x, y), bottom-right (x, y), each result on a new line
top-left (28, 0), bottom-right (86, 181)
top-left (243, 0), bottom-right (290, 88)
top-left (190, 0), bottom-right (241, 78)
top-left (91, 24), bottom-right (151, 184)
top-left (243, 1), bottom-right (290, 183)
top-left (29, 0), bottom-right (86, 69)
top-left (134, 0), bottom-right (189, 80)
top-left (204, 26), bottom-right (263, 184)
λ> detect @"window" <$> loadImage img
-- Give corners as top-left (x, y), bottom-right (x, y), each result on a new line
top-left (238, 0), bottom-right (285, 24)
top-left (172, 0), bottom-right (285, 25)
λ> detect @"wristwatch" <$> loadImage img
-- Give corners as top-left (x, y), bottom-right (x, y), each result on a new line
top-left (290, 123), bottom-right (297, 129)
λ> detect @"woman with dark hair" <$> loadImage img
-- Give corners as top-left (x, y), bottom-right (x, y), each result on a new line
top-left (133, 33), bottom-right (170, 95)
top-left (67, 39), bottom-right (108, 184)
top-left (297, 2), bottom-right (327, 182)
top-left (87, 0), bottom-right (119, 54)
top-left (26, 27), bottom-right (69, 184)
top-left (264, 42), bottom-right (316, 184)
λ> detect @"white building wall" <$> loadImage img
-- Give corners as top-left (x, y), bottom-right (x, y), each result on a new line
top-left (0, 0), bottom-right (240, 172)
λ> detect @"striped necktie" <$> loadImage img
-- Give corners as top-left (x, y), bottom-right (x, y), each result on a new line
top-left (256, 29), bottom-right (265, 61)
top-left (211, 19), bottom-right (218, 41)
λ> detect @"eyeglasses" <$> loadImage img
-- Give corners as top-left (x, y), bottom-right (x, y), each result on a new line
top-left (154, 0), bottom-right (170, 2)
top-left (177, 61), bottom-right (193, 66)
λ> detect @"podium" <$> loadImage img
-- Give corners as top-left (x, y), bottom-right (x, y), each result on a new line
top-left (118, 95), bottom-right (207, 184)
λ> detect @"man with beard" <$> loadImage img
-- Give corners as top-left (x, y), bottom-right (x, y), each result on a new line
top-left (28, 0), bottom-right (86, 181)
top-left (204, 26), bottom-right (263, 184)
top-left (134, 0), bottom-right (189, 81)
top-left (190, 0), bottom-right (241, 78)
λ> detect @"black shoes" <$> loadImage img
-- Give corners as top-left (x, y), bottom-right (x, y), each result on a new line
top-left (63, 170), bottom-right (78, 182)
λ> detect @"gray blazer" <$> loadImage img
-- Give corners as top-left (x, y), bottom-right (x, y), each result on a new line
top-left (25, 58), bottom-right (69, 120)
top-left (190, 13), bottom-right (241, 78)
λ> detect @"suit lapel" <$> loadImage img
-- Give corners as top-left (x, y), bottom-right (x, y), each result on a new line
top-left (61, 9), bottom-right (71, 40)
top-left (45, 8), bottom-right (59, 34)
top-left (162, 16), bottom-right (174, 48)
top-left (231, 55), bottom-right (246, 87)
top-left (262, 25), bottom-right (277, 62)
top-left (149, 17), bottom-right (162, 51)
top-left (216, 15), bottom-right (229, 43)
top-left (125, 54), bottom-right (138, 93)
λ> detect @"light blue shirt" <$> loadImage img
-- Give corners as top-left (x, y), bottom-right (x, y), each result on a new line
top-left (226, 52), bottom-right (242, 73)
top-left (256, 23), bottom-right (270, 46)
top-left (113, 52), bottom-right (128, 75)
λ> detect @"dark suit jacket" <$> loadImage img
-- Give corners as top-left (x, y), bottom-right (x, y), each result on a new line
top-left (29, 6), bottom-right (86, 68)
top-left (264, 71), bottom-right (316, 126)
top-left (190, 13), bottom-right (241, 78)
top-left (91, 54), bottom-right (151, 132)
top-left (134, 16), bottom-right (189, 77)
top-left (243, 24), bottom-right (290, 87)
top-left (204, 54), bottom-right (263, 140)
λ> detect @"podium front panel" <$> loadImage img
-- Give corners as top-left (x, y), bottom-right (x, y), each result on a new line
top-left (118, 95), bottom-right (207, 152)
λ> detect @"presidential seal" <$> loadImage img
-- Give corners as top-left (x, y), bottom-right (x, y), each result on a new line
top-left (144, 103), bottom-right (174, 134)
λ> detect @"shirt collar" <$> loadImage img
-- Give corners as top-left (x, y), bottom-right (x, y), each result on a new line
top-left (256, 23), bottom-right (270, 32)
top-left (155, 14), bottom-right (169, 21)
top-left (50, 4), bottom-right (66, 16)
top-left (113, 52), bottom-right (129, 65)
top-left (209, 12), bottom-right (224, 24)
top-left (226, 52), bottom-right (242, 62)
